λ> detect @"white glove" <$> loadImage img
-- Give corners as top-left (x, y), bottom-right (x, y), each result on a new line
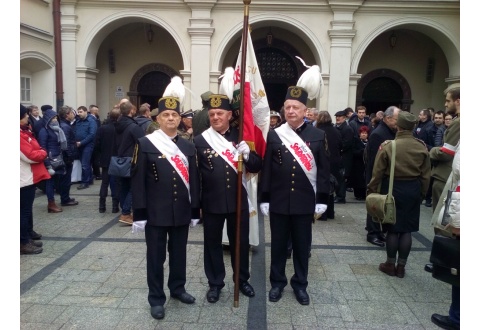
top-left (314, 204), bottom-right (327, 216)
top-left (260, 203), bottom-right (269, 216)
top-left (47, 166), bottom-right (56, 176)
top-left (237, 141), bottom-right (250, 161)
top-left (131, 220), bottom-right (147, 233)
top-left (190, 219), bottom-right (200, 227)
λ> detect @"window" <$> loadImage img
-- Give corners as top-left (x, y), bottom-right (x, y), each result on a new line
top-left (21, 76), bottom-right (31, 103)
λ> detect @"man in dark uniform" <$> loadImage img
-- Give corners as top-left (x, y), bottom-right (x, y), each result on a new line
top-left (131, 96), bottom-right (201, 320)
top-left (260, 86), bottom-right (330, 305)
top-left (364, 106), bottom-right (401, 247)
top-left (194, 94), bottom-right (262, 303)
top-left (334, 110), bottom-right (354, 203)
top-left (192, 91), bottom-right (212, 136)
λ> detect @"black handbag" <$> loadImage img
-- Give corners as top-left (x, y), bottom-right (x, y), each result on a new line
top-left (108, 156), bottom-right (132, 177)
top-left (429, 234), bottom-right (460, 286)
top-left (48, 152), bottom-right (65, 170)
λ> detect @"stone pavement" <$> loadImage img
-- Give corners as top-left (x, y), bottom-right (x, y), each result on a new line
top-left (20, 182), bottom-right (452, 329)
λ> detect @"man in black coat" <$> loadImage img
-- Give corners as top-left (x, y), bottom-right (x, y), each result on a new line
top-left (349, 106), bottom-right (372, 138)
top-left (95, 108), bottom-right (121, 213)
top-left (260, 86), bottom-right (330, 305)
top-left (194, 94), bottom-right (262, 303)
top-left (131, 96), bottom-right (201, 320)
top-left (334, 110), bottom-right (354, 203)
top-left (364, 106), bottom-right (400, 247)
top-left (114, 101), bottom-right (145, 225)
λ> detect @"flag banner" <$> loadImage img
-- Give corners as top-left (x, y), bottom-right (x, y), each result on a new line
top-left (231, 31), bottom-right (270, 158)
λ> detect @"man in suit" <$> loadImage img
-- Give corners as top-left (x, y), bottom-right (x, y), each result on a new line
top-left (364, 105), bottom-right (401, 247)
top-left (260, 86), bottom-right (330, 305)
top-left (131, 96), bottom-right (201, 320)
top-left (334, 110), bottom-right (354, 203)
top-left (194, 94), bottom-right (262, 303)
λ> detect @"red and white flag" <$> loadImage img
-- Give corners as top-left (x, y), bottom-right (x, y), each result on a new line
top-left (232, 31), bottom-right (270, 158)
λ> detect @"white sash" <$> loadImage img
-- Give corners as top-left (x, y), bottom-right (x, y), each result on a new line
top-left (275, 124), bottom-right (317, 194)
top-left (146, 129), bottom-right (190, 201)
top-left (202, 127), bottom-right (253, 211)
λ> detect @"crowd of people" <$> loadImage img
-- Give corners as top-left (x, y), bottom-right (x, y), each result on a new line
top-left (20, 84), bottom-right (460, 328)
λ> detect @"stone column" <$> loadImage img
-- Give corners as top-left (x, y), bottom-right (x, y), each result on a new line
top-left (185, 1), bottom-right (215, 110)
top-left (60, 2), bottom-right (80, 107)
top-left (327, 1), bottom-right (362, 113)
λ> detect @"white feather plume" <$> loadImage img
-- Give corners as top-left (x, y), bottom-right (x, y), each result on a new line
top-left (218, 67), bottom-right (235, 102)
top-left (295, 57), bottom-right (324, 99)
top-left (163, 76), bottom-right (185, 107)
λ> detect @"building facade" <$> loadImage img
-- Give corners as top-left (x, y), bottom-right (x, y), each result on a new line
top-left (20, 0), bottom-right (460, 119)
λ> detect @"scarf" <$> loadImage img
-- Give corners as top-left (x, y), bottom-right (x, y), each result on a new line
top-left (49, 121), bottom-right (68, 151)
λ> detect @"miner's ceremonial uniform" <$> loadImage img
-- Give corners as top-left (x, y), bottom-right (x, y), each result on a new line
top-left (131, 97), bottom-right (200, 312)
top-left (261, 121), bottom-right (330, 291)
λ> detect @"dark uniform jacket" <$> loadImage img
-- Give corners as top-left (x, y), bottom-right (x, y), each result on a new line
top-left (260, 123), bottom-right (330, 215)
top-left (194, 127), bottom-right (262, 214)
top-left (131, 135), bottom-right (200, 226)
top-left (365, 120), bottom-right (396, 183)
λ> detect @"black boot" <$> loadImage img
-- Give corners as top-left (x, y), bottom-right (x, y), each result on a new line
top-left (99, 198), bottom-right (106, 213)
top-left (112, 198), bottom-right (119, 213)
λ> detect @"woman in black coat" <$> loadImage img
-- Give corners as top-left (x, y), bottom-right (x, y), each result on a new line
top-left (316, 111), bottom-right (342, 220)
top-left (351, 126), bottom-right (369, 200)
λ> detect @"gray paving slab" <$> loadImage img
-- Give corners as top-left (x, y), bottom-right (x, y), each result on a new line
top-left (20, 186), bottom-right (453, 329)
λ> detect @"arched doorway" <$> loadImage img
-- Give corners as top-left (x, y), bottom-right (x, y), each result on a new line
top-left (253, 40), bottom-right (305, 112)
top-left (356, 68), bottom-right (413, 114)
top-left (128, 63), bottom-right (180, 109)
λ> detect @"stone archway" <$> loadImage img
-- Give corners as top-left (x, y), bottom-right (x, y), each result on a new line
top-left (128, 63), bottom-right (180, 108)
top-left (356, 68), bottom-right (413, 113)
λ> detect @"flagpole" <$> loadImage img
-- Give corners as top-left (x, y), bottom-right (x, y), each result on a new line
top-left (234, 0), bottom-right (250, 308)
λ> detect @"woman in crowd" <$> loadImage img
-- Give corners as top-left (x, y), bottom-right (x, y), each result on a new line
top-left (351, 126), bottom-right (369, 200)
top-left (20, 104), bottom-right (50, 254)
top-left (38, 108), bottom-right (68, 213)
top-left (367, 111), bottom-right (430, 278)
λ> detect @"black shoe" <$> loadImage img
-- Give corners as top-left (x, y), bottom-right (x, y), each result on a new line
top-left (29, 239), bottom-right (43, 248)
top-left (424, 263), bottom-right (434, 273)
top-left (431, 313), bottom-right (459, 330)
top-left (378, 233), bottom-right (386, 242)
top-left (150, 306), bottom-right (165, 320)
top-left (240, 282), bottom-right (255, 297)
top-left (77, 184), bottom-right (89, 190)
top-left (425, 201), bottom-right (432, 207)
top-left (319, 214), bottom-right (327, 221)
top-left (95, 176), bottom-right (102, 180)
top-left (355, 197), bottom-right (366, 201)
top-left (99, 207), bottom-right (106, 213)
top-left (206, 287), bottom-right (220, 303)
top-left (269, 287), bottom-right (283, 302)
top-left (294, 289), bottom-right (310, 305)
top-left (61, 199), bottom-right (79, 206)
top-left (171, 292), bottom-right (196, 304)
top-left (367, 236), bottom-right (385, 247)
top-left (334, 197), bottom-right (346, 204)
top-left (346, 187), bottom-right (354, 192)
top-left (30, 230), bottom-right (42, 240)
top-left (112, 206), bottom-right (120, 213)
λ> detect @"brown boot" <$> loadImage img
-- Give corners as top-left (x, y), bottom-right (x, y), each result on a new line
top-left (119, 213), bottom-right (133, 225)
top-left (48, 200), bottom-right (63, 213)
top-left (379, 262), bottom-right (396, 276)
top-left (396, 264), bottom-right (405, 278)
top-left (21, 242), bottom-right (43, 255)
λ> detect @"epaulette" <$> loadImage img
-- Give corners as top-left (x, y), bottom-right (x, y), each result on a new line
top-left (413, 137), bottom-right (427, 149)
top-left (378, 140), bottom-right (392, 151)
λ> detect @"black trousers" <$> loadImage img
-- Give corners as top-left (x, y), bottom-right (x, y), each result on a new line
top-left (365, 214), bottom-right (382, 239)
top-left (270, 212), bottom-right (312, 291)
top-left (203, 211), bottom-right (250, 288)
top-left (145, 224), bottom-right (189, 307)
